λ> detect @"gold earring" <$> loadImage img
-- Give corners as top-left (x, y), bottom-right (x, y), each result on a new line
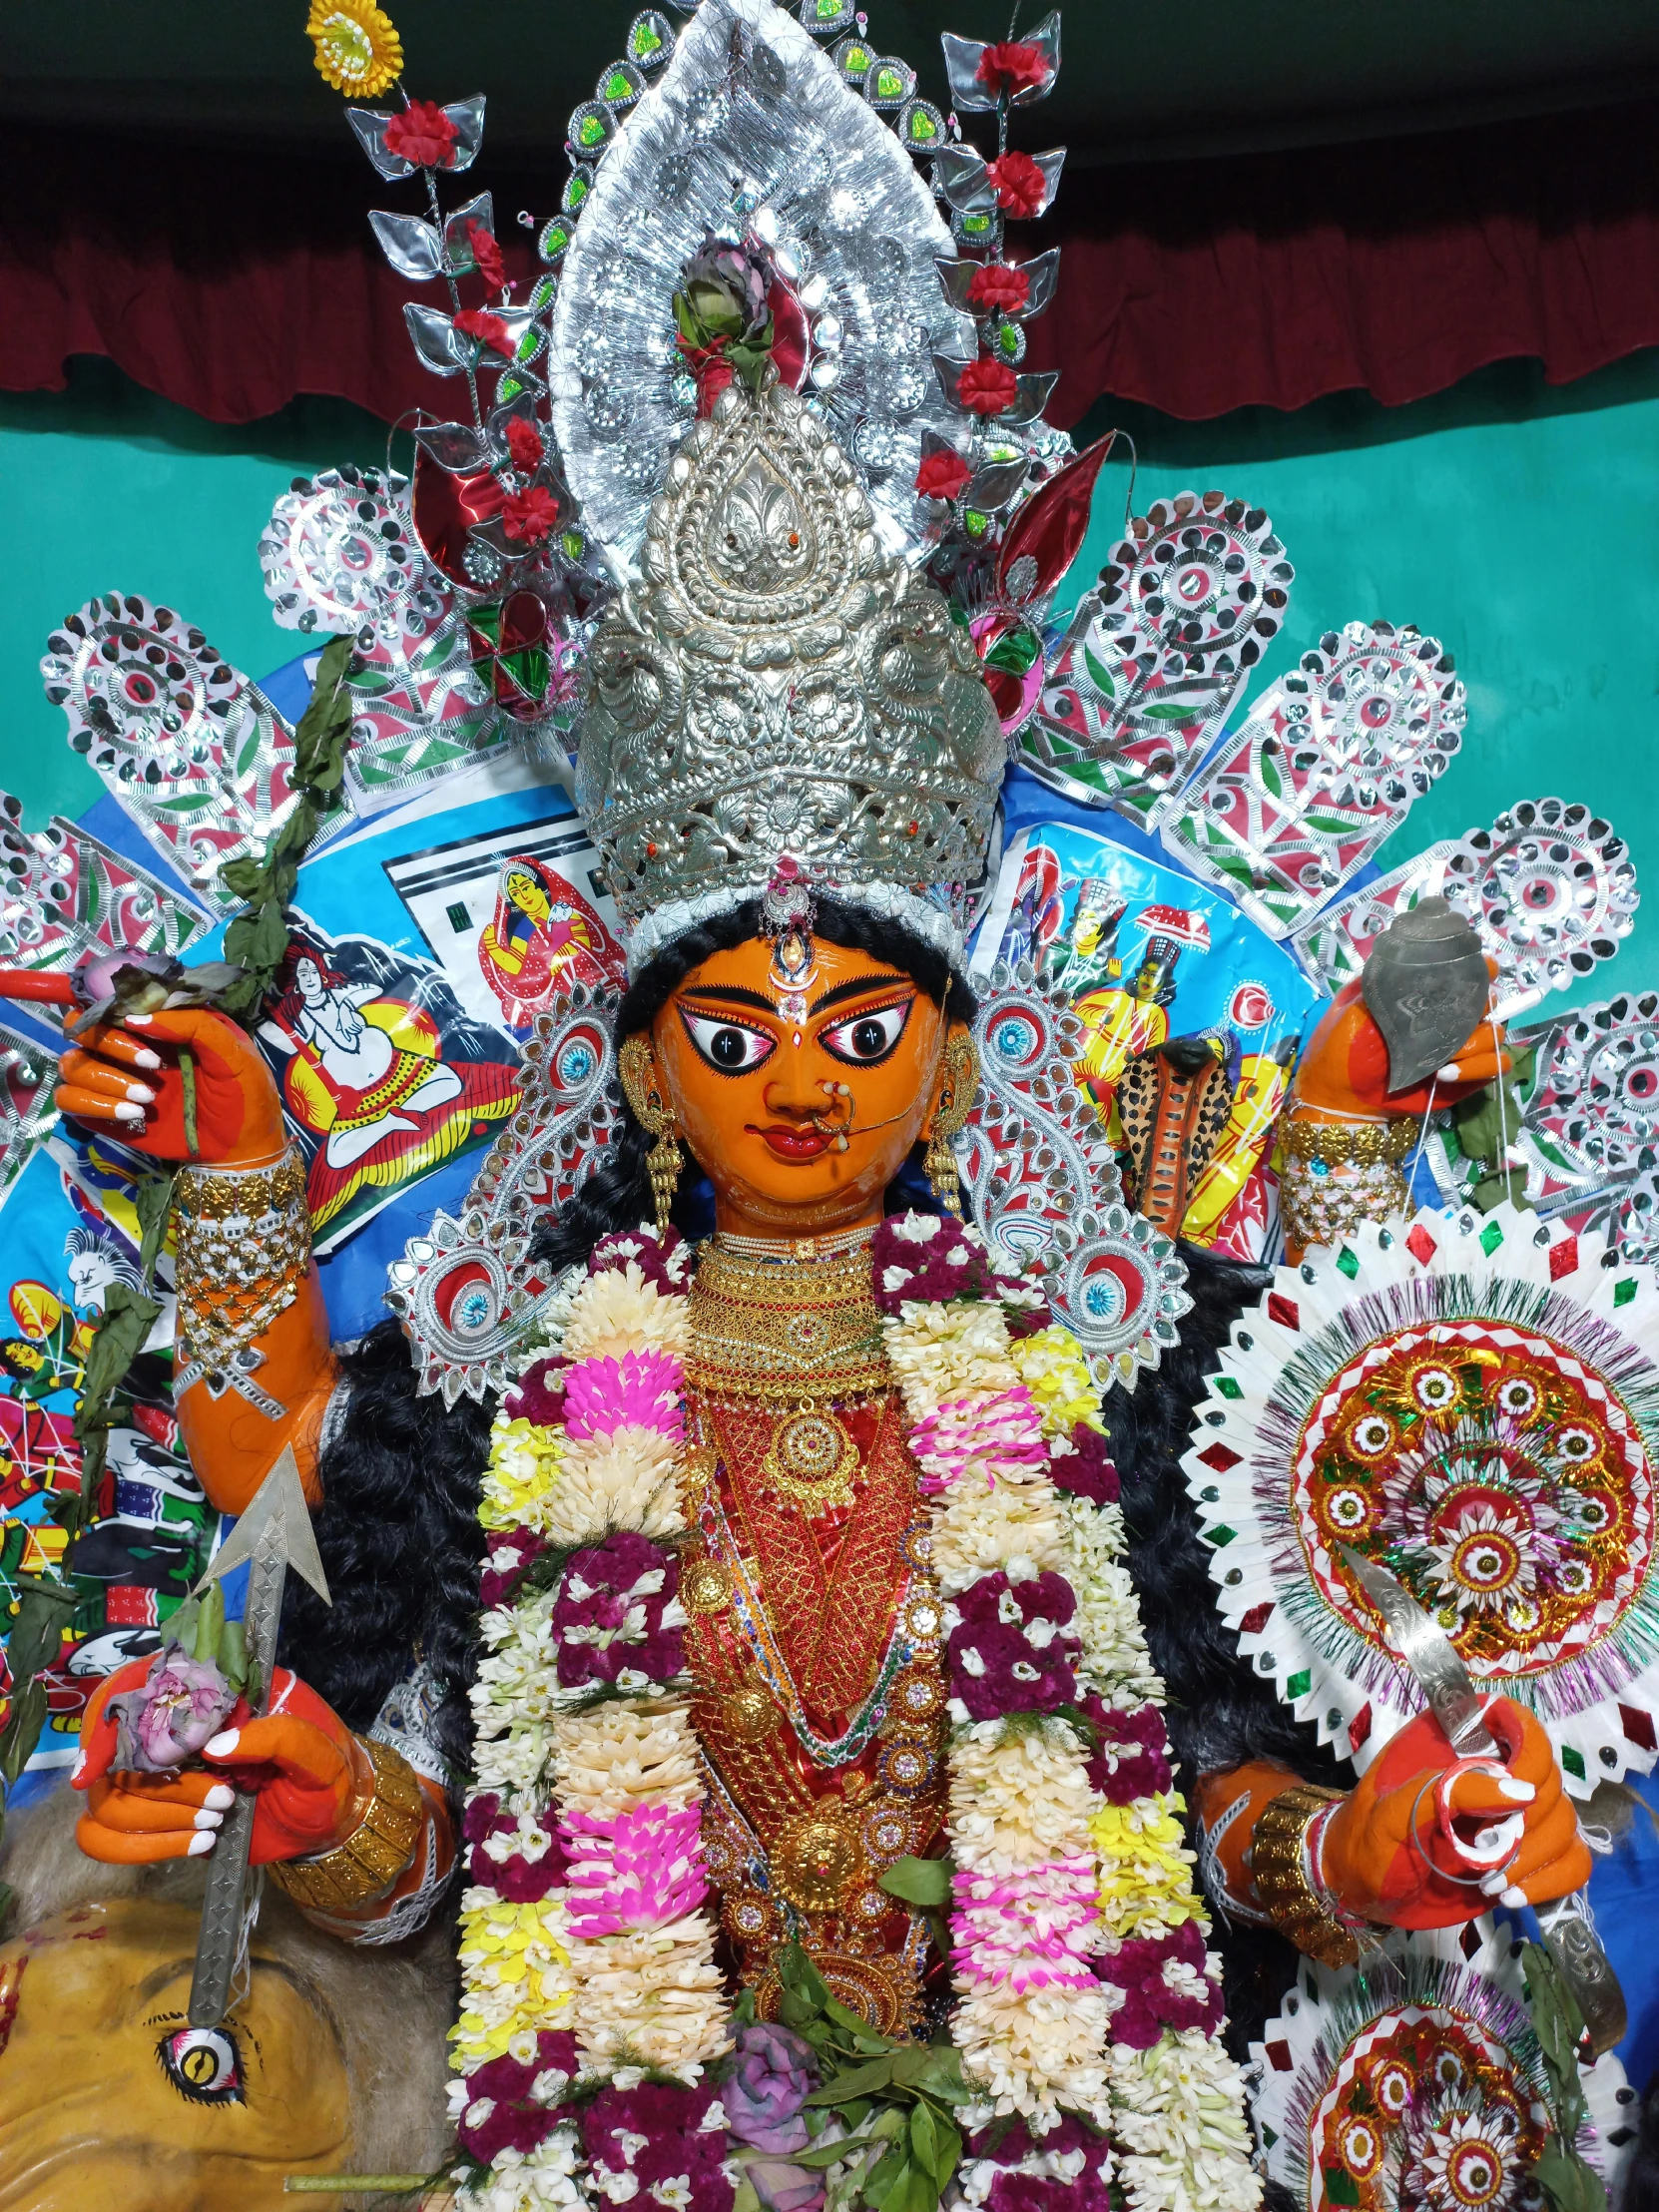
top-left (618, 1035), bottom-right (683, 1235)
top-left (923, 1034), bottom-right (979, 1218)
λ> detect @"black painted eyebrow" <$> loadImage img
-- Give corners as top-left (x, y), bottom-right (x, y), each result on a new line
top-left (810, 975), bottom-right (914, 1018)
top-left (678, 984), bottom-right (779, 1016)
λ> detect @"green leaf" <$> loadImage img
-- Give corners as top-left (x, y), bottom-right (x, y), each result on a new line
top-left (825, 1995), bottom-right (882, 2036)
top-left (862, 2148), bottom-right (911, 2212)
top-left (1535, 2141), bottom-right (1606, 2212)
top-left (877, 1857), bottom-right (953, 1910)
top-left (803, 2057), bottom-right (894, 2105)
top-left (0, 1679), bottom-right (50, 1791)
top-left (731, 2182), bottom-right (762, 2212)
top-left (794, 2133), bottom-right (877, 2170)
top-left (777, 1942), bottom-right (831, 2011)
top-left (927, 2117), bottom-right (962, 2188)
top-left (134, 1169), bottom-right (177, 1288)
top-left (908, 2103), bottom-right (939, 2173)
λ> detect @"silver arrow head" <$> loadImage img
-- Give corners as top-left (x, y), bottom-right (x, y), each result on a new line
top-left (197, 1442), bottom-right (330, 1607)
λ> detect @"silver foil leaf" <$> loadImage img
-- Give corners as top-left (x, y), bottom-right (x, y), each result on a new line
top-left (1286, 838), bottom-right (1453, 992)
top-left (962, 957), bottom-right (1191, 1387)
top-left (1023, 491), bottom-right (1293, 827)
top-left (259, 469), bottom-right (511, 809)
top-left (1161, 618), bottom-right (1463, 935)
top-left (39, 594), bottom-right (343, 910)
top-left (369, 210), bottom-right (445, 281)
top-left (0, 804), bottom-right (206, 1004)
top-left (549, 0), bottom-right (977, 578)
top-left (385, 982), bottom-right (623, 1401)
top-left (940, 13), bottom-right (1060, 111)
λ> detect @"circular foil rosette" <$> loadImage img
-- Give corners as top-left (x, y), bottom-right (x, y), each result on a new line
top-left (1440, 799), bottom-right (1638, 999)
top-left (1181, 1202), bottom-right (1659, 1793)
top-left (1251, 1922), bottom-right (1632, 2211)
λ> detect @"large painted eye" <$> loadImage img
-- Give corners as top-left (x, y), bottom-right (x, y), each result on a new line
top-left (157, 2024), bottom-right (243, 2104)
top-left (820, 998), bottom-right (913, 1067)
top-left (677, 1006), bottom-right (777, 1074)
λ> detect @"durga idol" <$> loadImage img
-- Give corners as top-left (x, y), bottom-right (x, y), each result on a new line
top-left (36, 380), bottom-right (1587, 2212)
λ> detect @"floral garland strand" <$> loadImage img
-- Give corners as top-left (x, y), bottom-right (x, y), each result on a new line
top-left (454, 1228), bottom-right (734, 2212)
top-left (872, 1214), bottom-right (1259, 2212)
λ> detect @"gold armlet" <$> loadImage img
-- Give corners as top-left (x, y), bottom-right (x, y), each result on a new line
top-left (172, 1148), bottom-right (311, 1405)
top-left (1251, 1782), bottom-right (1365, 1969)
top-left (269, 1737), bottom-right (426, 1915)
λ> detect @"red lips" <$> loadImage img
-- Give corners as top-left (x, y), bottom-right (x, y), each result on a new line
top-left (751, 1123), bottom-right (831, 1161)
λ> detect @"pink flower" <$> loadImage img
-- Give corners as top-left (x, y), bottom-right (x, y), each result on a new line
top-left (453, 306), bottom-right (512, 355)
top-left (916, 447), bottom-right (972, 501)
top-left (466, 218), bottom-right (505, 292)
top-left (383, 100), bottom-right (459, 170)
top-left (951, 1857), bottom-right (1098, 1992)
top-left (561, 1803), bottom-right (708, 1936)
top-left (967, 261), bottom-right (1030, 313)
top-left (975, 41), bottom-right (1052, 98)
top-left (985, 151), bottom-right (1047, 218)
top-left (109, 1654), bottom-right (237, 1773)
top-left (562, 1350), bottom-right (685, 1441)
top-left (957, 356), bottom-right (1019, 416)
top-left (908, 1386), bottom-right (1047, 1493)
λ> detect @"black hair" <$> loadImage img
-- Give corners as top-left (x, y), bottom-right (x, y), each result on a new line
top-left (280, 896), bottom-right (976, 1758)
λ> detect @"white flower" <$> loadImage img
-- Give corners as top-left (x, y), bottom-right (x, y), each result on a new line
top-left (541, 1426), bottom-right (683, 1546)
top-left (893, 1213), bottom-right (943, 1243)
top-left (1106, 2031), bottom-right (1260, 2212)
top-left (563, 1266), bottom-right (690, 1363)
top-left (881, 1266), bottom-right (914, 1293)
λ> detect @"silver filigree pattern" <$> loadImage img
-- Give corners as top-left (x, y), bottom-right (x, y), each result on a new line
top-left (0, 799), bottom-right (206, 1004)
top-left (0, 1019), bottom-right (58, 1207)
top-left (575, 377), bottom-right (1003, 965)
top-left (385, 983), bottom-right (623, 1400)
top-left (963, 957), bottom-right (1191, 1386)
top-left (548, 0), bottom-right (974, 577)
top-left (1438, 798), bottom-right (1638, 997)
top-left (1024, 491), bottom-right (1293, 827)
top-left (39, 594), bottom-right (346, 910)
top-left (1163, 619), bottom-right (1465, 936)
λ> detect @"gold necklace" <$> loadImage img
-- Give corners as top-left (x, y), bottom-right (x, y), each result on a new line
top-left (687, 1238), bottom-right (889, 1406)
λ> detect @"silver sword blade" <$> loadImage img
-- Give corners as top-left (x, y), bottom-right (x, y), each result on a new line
top-left (1340, 1545), bottom-right (1626, 2056)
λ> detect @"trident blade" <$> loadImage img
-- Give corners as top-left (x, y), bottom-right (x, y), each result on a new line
top-left (189, 1445), bottom-right (330, 2027)
top-left (1339, 1544), bottom-right (1626, 2055)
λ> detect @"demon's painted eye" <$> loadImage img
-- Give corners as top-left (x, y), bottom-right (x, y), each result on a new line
top-left (820, 998), bottom-right (913, 1067)
top-left (677, 1007), bottom-right (777, 1073)
top-left (157, 2024), bottom-right (243, 2104)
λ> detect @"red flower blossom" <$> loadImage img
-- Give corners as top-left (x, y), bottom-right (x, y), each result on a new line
top-left (504, 415), bottom-right (545, 471)
top-left (967, 260), bottom-right (1030, 313)
top-left (383, 98), bottom-right (458, 170)
top-left (466, 218), bottom-right (505, 293)
top-left (975, 41), bottom-right (1051, 98)
top-left (985, 150), bottom-right (1047, 218)
top-left (957, 356), bottom-right (1018, 416)
top-left (501, 485), bottom-right (560, 545)
top-left (453, 306), bottom-right (512, 355)
top-left (915, 447), bottom-right (971, 501)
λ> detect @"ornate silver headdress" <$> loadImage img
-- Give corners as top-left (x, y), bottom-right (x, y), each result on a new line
top-left (574, 375), bottom-right (1005, 972)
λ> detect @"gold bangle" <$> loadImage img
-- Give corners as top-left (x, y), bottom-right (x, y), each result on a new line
top-left (269, 1737), bottom-right (425, 1915)
top-left (1279, 1115), bottom-right (1415, 1168)
top-left (1251, 1782), bottom-right (1362, 1969)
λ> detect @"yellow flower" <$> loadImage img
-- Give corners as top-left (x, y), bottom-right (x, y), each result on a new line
top-left (1091, 1792), bottom-right (1208, 1936)
top-left (452, 1898), bottom-right (573, 2064)
top-left (307, 0), bottom-right (403, 97)
top-left (480, 1416), bottom-right (564, 1531)
top-left (1009, 1326), bottom-right (1106, 1439)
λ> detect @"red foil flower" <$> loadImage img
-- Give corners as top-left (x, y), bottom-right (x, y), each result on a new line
top-left (975, 41), bottom-right (1052, 98)
top-left (957, 357), bottom-right (1018, 416)
top-left (501, 485), bottom-right (560, 545)
top-left (967, 261), bottom-right (1030, 313)
top-left (915, 447), bottom-right (971, 500)
top-left (454, 306), bottom-right (512, 355)
top-left (985, 150), bottom-right (1047, 218)
top-left (466, 218), bottom-right (506, 292)
top-left (383, 98), bottom-right (459, 169)
top-left (504, 415), bottom-right (546, 471)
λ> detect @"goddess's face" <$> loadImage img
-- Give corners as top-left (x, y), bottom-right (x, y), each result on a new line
top-left (506, 871), bottom-right (550, 922)
top-left (651, 934), bottom-right (960, 1235)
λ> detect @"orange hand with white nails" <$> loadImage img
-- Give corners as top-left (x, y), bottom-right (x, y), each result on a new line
top-left (1320, 1695), bottom-right (1590, 1929)
top-left (52, 1002), bottom-right (336, 1512)
top-left (73, 1659), bottom-right (372, 1869)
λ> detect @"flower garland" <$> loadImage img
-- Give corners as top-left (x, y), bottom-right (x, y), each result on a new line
top-left (873, 1212), bottom-right (1260, 2212)
top-left (453, 1215), bottom-right (1257, 2212)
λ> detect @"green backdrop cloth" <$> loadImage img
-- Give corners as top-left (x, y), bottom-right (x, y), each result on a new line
top-left (5, 352), bottom-right (1657, 1017)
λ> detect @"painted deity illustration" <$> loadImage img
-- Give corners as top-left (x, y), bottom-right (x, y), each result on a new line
top-left (477, 855), bottom-right (622, 1035)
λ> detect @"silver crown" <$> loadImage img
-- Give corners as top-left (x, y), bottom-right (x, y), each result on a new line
top-left (573, 377), bottom-right (1005, 971)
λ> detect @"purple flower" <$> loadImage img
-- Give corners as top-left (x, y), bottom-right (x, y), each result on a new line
top-left (1050, 1422), bottom-right (1119, 1505)
top-left (871, 1214), bottom-right (1050, 1324)
top-left (582, 2083), bottom-right (733, 2212)
top-left (723, 2023), bottom-right (818, 2152)
top-left (481, 1528), bottom-right (550, 1609)
top-left (463, 1793), bottom-right (569, 1899)
top-left (947, 1571), bottom-right (1080, 1721)
top-left (1076, 1695), bottom-right (1172, 1805)
top-left (504, 1356), bottom-right (566, 1427)
top-left (109, 1653), bottom-right (238, 1773)
top-left (589, 1226), bottom-right (692, 1297)
top-left (553, 1531), bottom-right (684, 1689)
top-left (986, 2175), bottom-right (1111, 2212)
top-left (742, 2156), bottom-right (827, 2212)
top-left (1096, 1920), bottom-right (1223, 2047)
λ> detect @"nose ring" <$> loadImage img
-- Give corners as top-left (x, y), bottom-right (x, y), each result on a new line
top-left (811, 1080), bottom-right (854, 1153)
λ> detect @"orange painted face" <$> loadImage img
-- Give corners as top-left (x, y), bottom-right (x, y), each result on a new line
top-left (650, 933), bottom-right (962, 1238)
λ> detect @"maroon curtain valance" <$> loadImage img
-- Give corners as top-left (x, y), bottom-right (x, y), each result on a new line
top-left (4, 98), bottom-right (1659, 432)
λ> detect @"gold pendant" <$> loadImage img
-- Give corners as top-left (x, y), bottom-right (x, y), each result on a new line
top-left (760, 1402), bottom-right (859, 1512)
top-left (771, 1803), bottom-right (866, 1914)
